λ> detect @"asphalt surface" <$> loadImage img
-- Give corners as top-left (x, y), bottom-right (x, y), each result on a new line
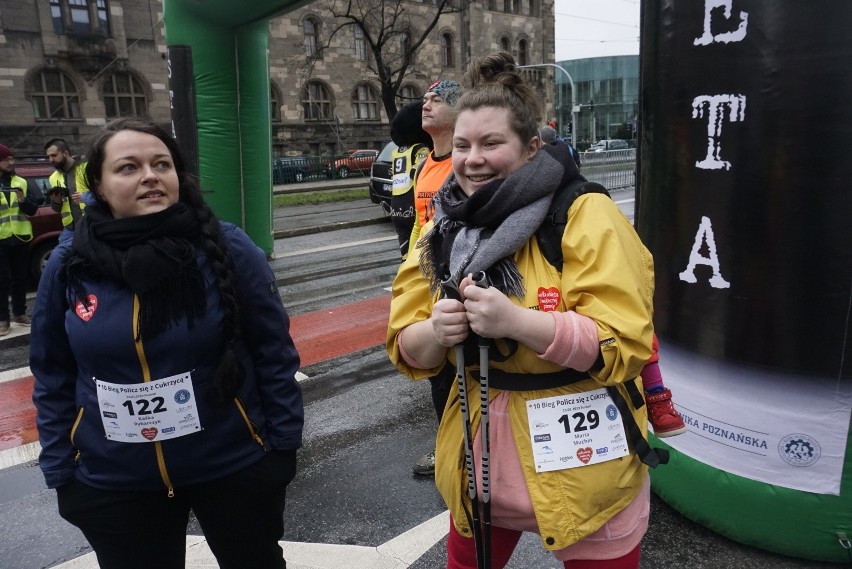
top-left (3, 179), bottom-right (850, 568)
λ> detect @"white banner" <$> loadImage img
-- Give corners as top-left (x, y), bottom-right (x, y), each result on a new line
top-left (657, 341), bottom-right (852, 495)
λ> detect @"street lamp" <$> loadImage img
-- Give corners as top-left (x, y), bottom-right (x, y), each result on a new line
top-left (518, 63), bottom-right (577, 147)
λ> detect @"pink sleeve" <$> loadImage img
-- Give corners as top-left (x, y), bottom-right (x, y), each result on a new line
top-left (537, 311), bottom-right (600, 371)
top-left (398, 329), bottom-right (431, 369)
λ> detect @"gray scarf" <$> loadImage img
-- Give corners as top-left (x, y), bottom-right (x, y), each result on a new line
top-left (420, 144), bottom-right (571, 299)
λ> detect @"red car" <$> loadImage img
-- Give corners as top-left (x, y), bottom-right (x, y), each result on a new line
top-left (12, 157), bottom-right (63, 283)
top-left (331, 149), bottom-right (379, 179)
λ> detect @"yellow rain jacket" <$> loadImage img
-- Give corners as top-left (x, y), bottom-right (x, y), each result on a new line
top-left (387, 193), bottom-right (655, 551)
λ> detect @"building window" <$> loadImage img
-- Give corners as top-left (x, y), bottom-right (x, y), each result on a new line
top-left (31, 69), bottom-right (82, 120)
top-left (50, 0), bottom-right (111, 36)
top-left (396, 84), bottom-right (418, 107)
top-left (270, 83), bottom-right (282, 122)
top-left (351, 84), bottom-right (379, 120)
top-left (302, 80), bottom-right (333, 121)
top-left (441, 33), bottom-right (454, 68)
top-left (303, 18), bottom-right (319, 58)
top-left (529, 0), bottom-right (538, 17)
top-left (518, 39), bottom-right (529, 66)
top-left (103, 72), bottom-right (147, 118)
top-left (499, 36), bottom-right (510, 53)
top-left (486, 0), bottom-right (496, 9)
top-left (354, 26), bottom-right (367, 61)
top-left (503, 0), bottom-right (512, 13)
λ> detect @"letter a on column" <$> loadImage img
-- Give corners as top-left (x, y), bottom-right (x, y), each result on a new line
top-left (679, 215), bottom-right (731, 289)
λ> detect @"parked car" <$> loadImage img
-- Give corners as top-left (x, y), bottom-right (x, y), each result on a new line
top-left (10, 156), bottom-right (63, 283)
top-left (272, 156), bottom-right (313, 184)
top-left (369, 142), bottom-right (396, 211)
top-left (331, 149), bottom-right (379, 178)
top-left (587, 139), bottom-right (629, 152)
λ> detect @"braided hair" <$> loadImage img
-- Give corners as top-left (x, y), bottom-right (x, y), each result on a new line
top-left (84, 118), bottom-right (245, 405)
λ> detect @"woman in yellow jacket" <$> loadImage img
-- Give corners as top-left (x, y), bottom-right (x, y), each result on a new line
top-left (386, 52), bottom-right (655, 569)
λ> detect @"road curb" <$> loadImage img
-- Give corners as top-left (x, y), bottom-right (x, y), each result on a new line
top-left (272, 216), bottom-right (389, 239)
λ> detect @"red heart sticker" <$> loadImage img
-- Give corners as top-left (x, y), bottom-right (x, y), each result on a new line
top-left (141, 427), bottom-right (158, 441)
top-left (576, 447), bottom-right (593, 464)
top-left (75, 295), bottom-right (98, 321)
top-left (537, 287), bottom-right (560, 312)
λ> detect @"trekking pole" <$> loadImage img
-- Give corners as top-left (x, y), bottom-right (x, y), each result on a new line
top-left (441, 278), bottom-right (485, 569)
top-left (472, 271), bottom-right (492, 568)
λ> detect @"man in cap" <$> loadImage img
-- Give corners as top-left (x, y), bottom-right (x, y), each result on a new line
top-left (0, 144), bottom-right (38, 336)
top-left (407, 79), bottom-right (463, 476)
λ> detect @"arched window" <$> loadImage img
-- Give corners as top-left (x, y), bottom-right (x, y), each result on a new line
top-left (302, 80), bottom-right (333, 121)
top-left (396, 84), bottom-right (419, 107)
top-left (303, 18), bottom-right (320, 58)
top-left (499, 36), bottom-right (510, 53)
top-left (31, 69), bottom-right (81, 120)
top-left (50, 0), bottom-right (111, 36)
top-left (353, 25), bottom-right (367, 61)
top-left (400, 30), bottom-right (414, 64)
top-left (440, 32), bottom-right (454, 68)
top-left (528, 0), bottom-right (538, 17)
top-left (103, 72), bottom-right (147, 118)
top-left (518, 39), bottom-right (529, 66)
top-left (351, 83), bottom-right (380, 120)
top-left (270, 82), bottom-right (282, 122)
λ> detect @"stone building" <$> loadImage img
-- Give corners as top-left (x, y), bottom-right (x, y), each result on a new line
top-left (0, 0), bottom-right (555, 157)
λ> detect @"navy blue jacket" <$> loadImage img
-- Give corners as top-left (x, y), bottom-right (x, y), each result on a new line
top-left (31, 222), bottom-right (304, 491)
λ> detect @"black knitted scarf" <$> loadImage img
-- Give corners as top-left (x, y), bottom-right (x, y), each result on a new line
top-left (420, 142), bottom-right (581, 298)
top-left (64, 202), bottom-right (206, 341)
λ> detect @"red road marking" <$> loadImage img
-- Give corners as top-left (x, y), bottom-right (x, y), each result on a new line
top-left (0, 295), bottom-right (391, 453)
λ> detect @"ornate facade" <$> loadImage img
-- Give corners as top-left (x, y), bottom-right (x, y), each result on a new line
top-left (0, 0), bottom-right (554, 156)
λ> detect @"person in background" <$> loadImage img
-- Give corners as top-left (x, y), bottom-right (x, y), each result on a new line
top-left (539, 125), bottom-right (581, 168)
top-left (388, 51), bottom-right (654, 568)
top-left (538, 127), bottom-right (685, 437)
top-left (45, 137), bottom-right (90, 242)
top-left (389, 100), bottom-right (432, 260)
top-left (0, 143), bottom-right (37, 336)
top-left (31, 118), bottom-right (304, 569)
top-left (408, 79), bottom-right (463, 477)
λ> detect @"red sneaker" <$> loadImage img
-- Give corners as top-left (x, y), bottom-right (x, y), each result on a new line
top-left (646, 388), bottom-right (687, 437)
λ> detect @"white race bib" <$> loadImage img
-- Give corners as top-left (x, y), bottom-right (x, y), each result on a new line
top-left (526, 387), bottom-right (629, 473)
top-left (95, 372), bottom-right (201, 443)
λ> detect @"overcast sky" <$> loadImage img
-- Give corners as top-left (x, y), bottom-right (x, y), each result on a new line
top-left (554, 0), bottom-right (640, 62)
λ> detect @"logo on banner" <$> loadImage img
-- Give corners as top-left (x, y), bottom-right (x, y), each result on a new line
top-left (576, 447), bottom-right (593, 464)
top-left (778, 433), bottom-right (821, 467)
top-left (75, 295), bottom-right (98, 321)
top-left (141, 427), bottom-right (159, 441)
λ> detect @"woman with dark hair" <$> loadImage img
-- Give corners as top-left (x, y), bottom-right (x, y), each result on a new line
top-left (31, 117), bottom-right (304, 569)
top-left (387, 52), bottom-right (655, 568)
top-left (389, 99), bottom-right (433, 260)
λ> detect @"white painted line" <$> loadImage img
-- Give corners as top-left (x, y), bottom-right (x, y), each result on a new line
top-left (0, 441), bottom-right (40, 470)
top-left (278, 236), bottom-right (397, 258)
top-left (0, 366), bottom-right (32, 384)
top-left (53, 511), bottom-right (450, 568)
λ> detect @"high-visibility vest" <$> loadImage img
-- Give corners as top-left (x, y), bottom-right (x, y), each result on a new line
top-left (48, 164), bottom-right (89, 228)
top-left (0, 176), bottom-right (33, 241)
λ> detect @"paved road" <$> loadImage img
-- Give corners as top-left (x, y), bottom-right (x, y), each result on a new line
top-left (1, 190), bottom-right (848, 568)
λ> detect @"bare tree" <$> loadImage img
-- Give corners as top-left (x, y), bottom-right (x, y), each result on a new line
top-left (320, 0), bottom-right (465, 121)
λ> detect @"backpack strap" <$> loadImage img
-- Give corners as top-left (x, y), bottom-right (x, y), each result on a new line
top-left (536, 180), bottom-right (610, 271)
top-left (536, 180), bottom-right (668, 468)
top-left (607, 383), bottom-right (670, 468)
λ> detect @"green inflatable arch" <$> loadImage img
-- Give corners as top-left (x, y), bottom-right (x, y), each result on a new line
top-left (163, 0), bottom-right (310, 255)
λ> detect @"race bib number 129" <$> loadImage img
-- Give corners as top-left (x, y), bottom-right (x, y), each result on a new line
top-left (526, 387), bottom-right (629, 473)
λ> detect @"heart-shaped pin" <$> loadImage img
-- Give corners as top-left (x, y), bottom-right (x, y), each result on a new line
top-left (75, 295), bottom-right (98, 321)
top-left (537, 287), bottom-right (560, 312)
top-left (141, 427), bottom-right (158, 441)
top-left (576, 447), bottom-right (593, 464)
